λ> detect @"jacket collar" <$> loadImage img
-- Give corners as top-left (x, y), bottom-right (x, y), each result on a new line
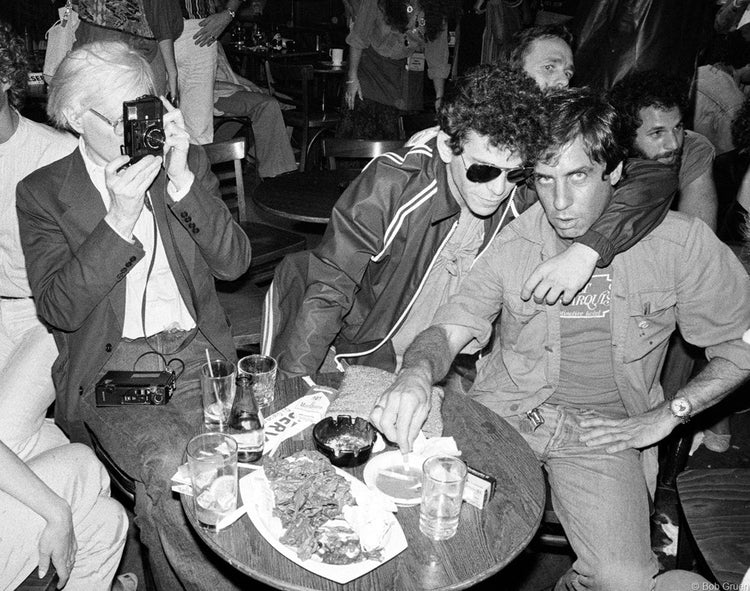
top-left (425, 138), bottom-right (462, 224)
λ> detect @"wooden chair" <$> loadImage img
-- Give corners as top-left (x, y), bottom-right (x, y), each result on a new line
top-left (264, 60), bottom-right (341, 171)
top-left (204, 137), bottom-right (306, 351)
top-left (321, 138), bottom-right (406, 170)
top-left (213, 115), bottom-right (256, 168)
top-left (676, 468), bottom-right (750, 585)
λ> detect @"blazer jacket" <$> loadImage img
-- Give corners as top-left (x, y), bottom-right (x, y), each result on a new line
top-left (16, 145), bottom-right (251, 436)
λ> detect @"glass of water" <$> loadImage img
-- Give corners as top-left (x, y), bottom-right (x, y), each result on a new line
top-left (187, 433), bottom-right (238, 530)
top-left (419, 455), bottom-right (467, 541)
top-left (237, 354), bottom-right (277, 410)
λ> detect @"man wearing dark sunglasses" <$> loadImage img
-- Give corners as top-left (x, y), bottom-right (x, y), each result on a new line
top-left (267, 64), bottom-right (550, 377)
top-left (268, 60), bottom-right (676, 380)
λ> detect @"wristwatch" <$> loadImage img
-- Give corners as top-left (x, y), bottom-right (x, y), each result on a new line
top-left (669, 397), bottom-right (693, 423)
top-left (227, 7), bottom-right (237, 18)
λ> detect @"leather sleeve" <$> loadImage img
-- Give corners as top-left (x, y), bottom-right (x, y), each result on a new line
top-left (577, 159), bottom-right (678, 267)
top-left (273, 158), bottom-right (412, 376)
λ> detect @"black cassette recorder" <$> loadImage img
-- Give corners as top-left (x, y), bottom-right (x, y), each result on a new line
top-left (95, 370), bottom-right (176, 406)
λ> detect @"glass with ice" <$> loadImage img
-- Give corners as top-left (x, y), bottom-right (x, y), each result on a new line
top-left (419, 455), bottom-right (467, 541)
top-left (187, 433), bottom-right (238, 530)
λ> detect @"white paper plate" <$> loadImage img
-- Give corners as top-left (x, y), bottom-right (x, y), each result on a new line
top-left (363, 451), bottom-right (426, 506)
top-left (240, 466), bottom-right (407, 584)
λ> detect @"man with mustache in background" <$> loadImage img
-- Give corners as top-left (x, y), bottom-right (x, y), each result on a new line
top-left (609, 69), bottom-right (718, 231)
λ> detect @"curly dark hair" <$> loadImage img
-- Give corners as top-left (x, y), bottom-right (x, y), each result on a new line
top-left (0, 21), bottom-right (29, 110)
top-left (379, 0), bottom-right (459, 42)
top-left (608, 69), bottom-right (690, 157)
top-left (732, 95), bottom-right (750, 155)
top-left (437, 63), bottom-right (548, 162)
top-left (508, 24), bottom-right (575, 70)
top-left (538, 87), bottom-right (624, 175)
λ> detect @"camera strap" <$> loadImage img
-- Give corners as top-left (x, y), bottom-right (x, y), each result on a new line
top-left (139, 188), bottom-right (199, 356)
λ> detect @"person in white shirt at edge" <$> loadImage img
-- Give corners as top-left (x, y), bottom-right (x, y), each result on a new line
top-left (0, 21), bottom-right (132, 591)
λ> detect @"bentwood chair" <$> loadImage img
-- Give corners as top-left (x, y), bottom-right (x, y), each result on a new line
top-left (321, 138), bottom-right (406, 170)
top-left (264, 60), bottom-right (341, 171)
top-left (203, 137), bottom-right (306, 351)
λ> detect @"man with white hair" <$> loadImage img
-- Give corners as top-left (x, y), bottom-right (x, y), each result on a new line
top-left (17, 41), bottom-right (251, 589)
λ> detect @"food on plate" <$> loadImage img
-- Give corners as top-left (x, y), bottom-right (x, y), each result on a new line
top-left (263, 449), bottom-right (383, 564)
top-left (314, 520), bottom-right (363, 564)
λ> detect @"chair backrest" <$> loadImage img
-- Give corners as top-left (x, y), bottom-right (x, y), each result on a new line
top-left (264, 60), bottom-right (315, 116)
top-left (203, 137), bottom-right (247, 224)
top-left (321, 138), bottom-right (405, 170)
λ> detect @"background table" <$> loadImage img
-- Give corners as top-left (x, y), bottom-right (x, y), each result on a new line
top-left (677, 468), bottom-right (750, 587)
top-left (181, 373), bottom-right (545, 591)
top-left (254, 169), bottom-right (360, 224)
top-left (312, 61), bottom-right (346, 112)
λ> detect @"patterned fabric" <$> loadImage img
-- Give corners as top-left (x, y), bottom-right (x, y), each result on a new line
top-left (77, 0), bottom-right (154, 38)
top-left (180, 0), bottom-right (223, 19)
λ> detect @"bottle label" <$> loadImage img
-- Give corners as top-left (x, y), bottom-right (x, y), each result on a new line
top-left (232, 430), bottom-right (264, 449)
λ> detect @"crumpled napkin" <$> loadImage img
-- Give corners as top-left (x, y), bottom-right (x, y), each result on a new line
top-left (410, 431), bottom-right (460, 458)
top-left (327, 365), bottom-right (444, 438)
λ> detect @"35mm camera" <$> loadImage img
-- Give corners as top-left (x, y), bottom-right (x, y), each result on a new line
top-left (122, 95), bottom-right (165, 164)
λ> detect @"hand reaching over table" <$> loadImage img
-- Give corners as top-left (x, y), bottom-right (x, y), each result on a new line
top-left (370, 366), bottom-right (433, 454)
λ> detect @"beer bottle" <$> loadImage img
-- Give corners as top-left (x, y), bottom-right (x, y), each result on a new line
top-left (227, 376), bottom-right (264, 462)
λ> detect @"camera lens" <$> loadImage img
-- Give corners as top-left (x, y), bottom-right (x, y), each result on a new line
top-left (144, 127), bottom-right (166, 150)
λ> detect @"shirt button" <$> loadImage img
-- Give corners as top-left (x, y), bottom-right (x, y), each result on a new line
top-left (180, 211), bottom-right (188, 218)
top-left (192, 227), bottom-right (199, 234)
top-left (105, 343), bottom-right (112, 352)
top-left (129, 256), bottom-right (137, 263)
top-left (510, 403), bottom-right (519, 412)
top-left (638, 321), bottom-right (650, 329)
top-left (185, 216), bottom-right (192, 223)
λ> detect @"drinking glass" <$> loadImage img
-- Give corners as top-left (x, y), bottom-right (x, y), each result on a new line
top-left (187, 433), bottom-right (238, 530)
top-left (419, 455), bottom-right (467, 540)
top-left (200, 359), bottom-right (236, 431)
top-left (237, 354), bottom-right (277, 409)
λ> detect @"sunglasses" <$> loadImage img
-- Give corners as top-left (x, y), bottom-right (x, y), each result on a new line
top-left (460, 154), bottom-right (531, 185)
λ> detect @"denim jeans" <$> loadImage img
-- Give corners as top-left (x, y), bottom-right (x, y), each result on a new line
top-left (78, 330), bottom-right (253, 591)
top-left (509, 403), bottom-right (708, 591)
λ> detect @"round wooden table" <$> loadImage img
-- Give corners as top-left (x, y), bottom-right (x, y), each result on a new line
top-left (253, 169), bottom-right (360, 224)
top-left (181, 373), bottom-right (545, 591)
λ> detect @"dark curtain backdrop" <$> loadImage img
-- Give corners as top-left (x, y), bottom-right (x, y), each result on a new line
top-left (571, 0), bottom-right (717, 90)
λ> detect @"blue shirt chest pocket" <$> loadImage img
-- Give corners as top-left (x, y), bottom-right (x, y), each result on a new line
top-left (623, 290), bottom-right (677, 363)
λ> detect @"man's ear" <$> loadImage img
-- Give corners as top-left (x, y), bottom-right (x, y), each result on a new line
top-left (1, 79), bottom-right (10, 93)
top-left (436, 130), bottom-right (454, 164)
top-left (65, 108), bottom-right (85, 135)
top-left (608, 161), bottom-right (624, 186)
